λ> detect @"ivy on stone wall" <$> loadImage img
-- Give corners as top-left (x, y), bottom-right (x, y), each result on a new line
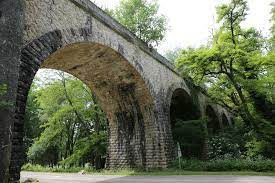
top-left (0, 83), bottom-right (12, 109)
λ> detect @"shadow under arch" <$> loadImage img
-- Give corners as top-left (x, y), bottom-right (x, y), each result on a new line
top-left (205, 105), bottom-right (220, 135)
top-left (11, 30), bottom-right (159, 181)
top-left (168, 88), bottom-right (203, 158)
top-left (169, 88), bottom-right (201, 128)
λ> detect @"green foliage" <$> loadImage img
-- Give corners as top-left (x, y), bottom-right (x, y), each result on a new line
top-left (175, 0), bottom-right (274, 144)
top-left (216, 0), bottom-right (248, 30)
top-left (22, 162), bottom-right (275, 175)
top-left (245, 139), bottom-right (270, 159)
top-left (112, 0), bottom-right (167, 46)
top-left (0, 83), bottom-right (7, 95)
top-left (0, 83), bottom-right (13, 109)
top-left (172, 158), bottom-right (275, 172)
top-left (25, 72), bottom-right (107, 168)
top-left (22, 163), bottom-right (95, 173)
top-left (23, 83), bottom-right (42, 159)
top-left (61, 132), bottom-right (107, 166)
top-left (208, 130), bottom-right (242, 159)
top-left (164, 48), bottom-right (181, 63)
top-left (173, 118), bottom-right (207, 158)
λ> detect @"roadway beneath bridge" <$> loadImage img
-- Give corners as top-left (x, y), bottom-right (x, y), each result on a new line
top-left (21, 172), bottom-right (275, 183)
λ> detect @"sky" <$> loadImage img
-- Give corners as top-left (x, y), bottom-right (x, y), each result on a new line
top-left (92, 0), bottom-right (274, 54)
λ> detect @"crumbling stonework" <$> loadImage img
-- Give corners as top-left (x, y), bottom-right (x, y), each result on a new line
top-left (0, 0), bottom-right (232, 182)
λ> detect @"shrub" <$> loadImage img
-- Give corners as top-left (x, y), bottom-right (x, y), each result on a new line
top-left (173, 118), bottom-right (207, 158)
top-left (172, 158), bottom-right (275, 172)
top-left (21, 163), bottom-right (95, 173)
top-left (207, 128), bottom-right (243, 159)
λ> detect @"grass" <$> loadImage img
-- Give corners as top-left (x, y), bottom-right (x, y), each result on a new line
top-left (93, 169), bottom-right (275, 176)
top-left (22, 164), bottom-right (275, 176)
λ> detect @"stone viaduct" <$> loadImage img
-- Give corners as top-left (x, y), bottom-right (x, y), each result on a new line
top-left (0, 0), bottom-right (232, 182)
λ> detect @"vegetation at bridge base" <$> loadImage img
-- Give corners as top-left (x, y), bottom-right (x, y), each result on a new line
top-left (172, 118), bottom-right (207, 159)
top-left (171, 158), bottom-right (275, 172)
top-left (21, 162), bottom-right (275, 176)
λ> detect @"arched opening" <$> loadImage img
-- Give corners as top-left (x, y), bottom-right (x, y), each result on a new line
top-left (169, 88), bottom-right (203, 158)
top-left (205, 106), bottom-right (220, 135)
top-left (11, 41), bottom-right (156, 180)
top-left (23, 69), bottom-right (108, 169)
top-left (222, 113), bottom-right (229, 129)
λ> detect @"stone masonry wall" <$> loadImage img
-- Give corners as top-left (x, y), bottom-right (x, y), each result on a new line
top-left (0, 0), bottom-right (24, 182)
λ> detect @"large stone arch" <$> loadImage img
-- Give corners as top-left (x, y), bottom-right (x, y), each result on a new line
top-left (9, 29), bottom-right (163, 181)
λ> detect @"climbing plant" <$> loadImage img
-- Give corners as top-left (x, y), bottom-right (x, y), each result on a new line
top-left (0, 83), bottom-right (12, 109)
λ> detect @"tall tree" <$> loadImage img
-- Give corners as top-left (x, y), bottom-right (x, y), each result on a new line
top-left (176, 0), bottom-right (274, 140)
top-left (23, 82), bottom-right (42, 162)
top-left (112, 0), bottom-right (168, 46)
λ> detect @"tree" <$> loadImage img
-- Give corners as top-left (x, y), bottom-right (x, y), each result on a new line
top-left (23, 82), bottom-right (42, 162)
top-left (112, 0), bottom-right (167, 46)
top-left (176, 0), bottom-right (274, 158)
top-left (26, 71), bottom-right (107, 168)
top-left (164, 47), bottom-right (181, 63)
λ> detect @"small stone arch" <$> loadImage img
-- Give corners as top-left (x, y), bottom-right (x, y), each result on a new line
top-left (169, 88), bottom-right (201, 127)
top-left (10, 28), bottom-right (162, 181)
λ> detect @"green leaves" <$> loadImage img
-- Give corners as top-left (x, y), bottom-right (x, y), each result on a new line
top-left (217, 0), bottom-right (248, 29)
top-left (25, 73), bottom-right (107, 167)
top-left (0, 83), bottom-right (7, 96)
top-left (176, 0), bottom-right (274, 138)
top-left (112, 0), bottom-right (167, 46)
top-left (61, 132), bottom-right (107, 166)
top-left (173, 118), bottom-right (207, 158)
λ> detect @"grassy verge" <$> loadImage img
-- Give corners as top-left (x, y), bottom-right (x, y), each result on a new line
top-left (22, 164), bottom-right (275, 176)
top-left (171, 158), bottom-right (275, 172)
top-left (94, 169), bottom-right (275, 176)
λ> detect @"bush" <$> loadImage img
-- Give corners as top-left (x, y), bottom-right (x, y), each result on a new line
top-left (173, 118), bottom-right (207, 158)
top-left (22, 163), bottom-right (95, 173)
top-left (207, 128), bottom-right (243, 159)
top-left (172, 158), bottom-right (275, 172)
top-left (245, 138), bottom-right (272, 159)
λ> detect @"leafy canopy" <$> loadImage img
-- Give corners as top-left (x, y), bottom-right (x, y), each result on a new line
top-left (176, 0), bottom-right (274, 140)
top-left (112, 0), bottom-right (168, 46)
